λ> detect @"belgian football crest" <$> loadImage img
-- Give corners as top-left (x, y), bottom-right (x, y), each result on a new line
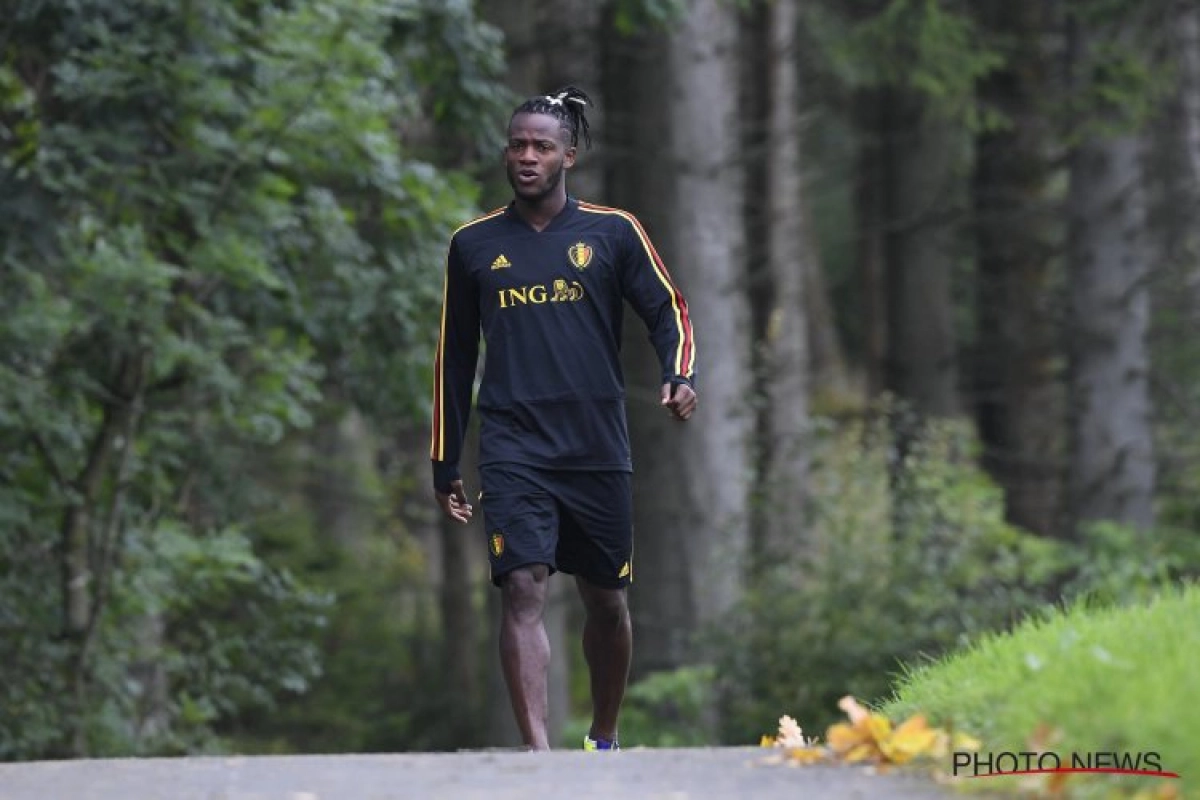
top-left (490, 531), bottom-right (505, 557)
top-left (567, 241), bottom-right (593, 270)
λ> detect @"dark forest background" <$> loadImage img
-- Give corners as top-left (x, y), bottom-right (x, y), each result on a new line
top-left (3, 0), bottom-right (1199, 757)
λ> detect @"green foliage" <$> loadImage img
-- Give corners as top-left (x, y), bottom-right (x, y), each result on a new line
top-left (0, 0), bottom-right (506, 758)
top-left (1057, 521), bottom-right (1200, 607)
top-left (803, 0), bottom-right (1004, 127)
top-left (611, 0), bottom-right (689, 36)
top-left (95, 525), bottom-right (330, 756)
top-left (0, 521), bottom-right (328, 758)
top-left (713, 413), bottom-right (1063, 743)
top-left (217, 433), bottom-right (460, 754)
top-left (1061, 0), bottom-right (1173, 140)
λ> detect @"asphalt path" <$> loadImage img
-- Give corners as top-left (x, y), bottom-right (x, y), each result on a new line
top-left (0, 747), bottom-right (962, 800)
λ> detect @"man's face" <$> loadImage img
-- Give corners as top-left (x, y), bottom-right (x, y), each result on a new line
top-left (505, 112), bottom-right (576, 202)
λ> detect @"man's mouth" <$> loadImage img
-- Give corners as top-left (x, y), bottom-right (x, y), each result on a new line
top-left (516, 169), bottom-right (539, 184)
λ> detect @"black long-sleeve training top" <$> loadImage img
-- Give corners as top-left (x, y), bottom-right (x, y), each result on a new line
top-left (430, 197), bottom-right (695, 493)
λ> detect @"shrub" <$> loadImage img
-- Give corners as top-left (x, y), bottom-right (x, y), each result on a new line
top-left (712, 411), bottom-right (1062, 743)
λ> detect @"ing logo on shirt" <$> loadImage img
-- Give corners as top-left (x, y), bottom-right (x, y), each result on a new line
top-left (567, 241), bottom-right (593, 270)
top-left (497, 280), bottom-right (585, 308)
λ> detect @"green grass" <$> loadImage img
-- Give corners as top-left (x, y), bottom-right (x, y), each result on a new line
top-left (880, 583), bottom-right (1198, 797)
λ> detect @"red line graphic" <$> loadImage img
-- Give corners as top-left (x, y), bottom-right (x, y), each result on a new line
top-left (970, 768), bottom-right (1180, 779)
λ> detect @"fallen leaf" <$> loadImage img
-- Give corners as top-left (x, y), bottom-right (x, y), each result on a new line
top-left (837, 695), bottom-right (871, 725)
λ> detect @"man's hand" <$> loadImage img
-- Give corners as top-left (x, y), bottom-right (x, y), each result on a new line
top-left (435, 479), bottom-right (474, 524)
top-left (661, 382), bottom-right (698, 421)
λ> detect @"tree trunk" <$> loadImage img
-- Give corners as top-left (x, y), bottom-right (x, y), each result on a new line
top-left (1146, 1), bottom-right (1200, 511)
top-left (972, 0), bottom-right (1065, 536)
top-left (746, 0), bottom-right (812, 562)
top-left (885, 91), bottom-right (962, 417)
top-left (603, 15), bottom-right (687, 677)
top-left (854, 89), bottom-right (891, 399)
top-left (805, 237), bottom-right (852, 405)
top-left (608, 0), bottom-right (751, 678)
top-left (1151, 1), bottom-right (1200, 306)
top-left (1066, 21), bottom-right (1156, 532)
top-left (61, 350), bottom-right (148, 755)
top-left (310, 408), bottom-right (375, 549)
top-left (431, 417), bottom-right (483, 748)
top-left (1176, 2), bottom-right (1200, 232)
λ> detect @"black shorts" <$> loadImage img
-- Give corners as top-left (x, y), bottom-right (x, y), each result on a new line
top-left (479, 463), bottom-right (633, 589)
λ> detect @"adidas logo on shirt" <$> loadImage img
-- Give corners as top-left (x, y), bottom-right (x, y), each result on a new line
top-left (491, 254), bottom-right (512, 270)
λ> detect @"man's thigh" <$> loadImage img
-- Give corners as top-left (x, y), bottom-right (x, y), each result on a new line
top-left (479, 464), bottom-right (559, 587)
top-left (553, 470), bottom-right (634, 589)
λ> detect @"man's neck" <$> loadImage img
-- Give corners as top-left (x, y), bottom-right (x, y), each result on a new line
top-left (513, 191), bottom-right (568, 232)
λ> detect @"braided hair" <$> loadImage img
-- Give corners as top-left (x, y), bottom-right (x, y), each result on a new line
top-left (511, 86), bottom-right (593, 150)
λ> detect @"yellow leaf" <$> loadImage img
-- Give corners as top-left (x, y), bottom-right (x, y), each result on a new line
top-left (880, 716), bottom-right (940, 764)
top-left (865, 713), bottom-right (893, 744)
top-left (767, 699), bottom-right (989, 771)
top-left (891, 714), bottom-right (930, 737)
top-left (845, 742), bottom-right (880, 763)
top-left (785, 747), bottom-right (827, 765)
top-left (827, 721), bottom-right (868, 754)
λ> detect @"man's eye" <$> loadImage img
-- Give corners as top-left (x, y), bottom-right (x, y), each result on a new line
top-left (538, 143), bottom-right (552, 152)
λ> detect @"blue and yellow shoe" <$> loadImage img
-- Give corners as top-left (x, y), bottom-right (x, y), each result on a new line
top-left (583, 735), bottom-right (620, 751)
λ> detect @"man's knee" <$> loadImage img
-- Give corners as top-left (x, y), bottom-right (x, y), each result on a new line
top-left (501, 564), bottom-right (550, 622)
top-left (578, 582), bottom-right (629, 627)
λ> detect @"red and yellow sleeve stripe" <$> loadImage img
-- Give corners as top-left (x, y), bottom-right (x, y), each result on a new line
top-left (578, 202), bottom-right (695, 378)
top-left (430, 264), bottom-right (449, 460)
top-left (430, 207), bottom-right (505, 461)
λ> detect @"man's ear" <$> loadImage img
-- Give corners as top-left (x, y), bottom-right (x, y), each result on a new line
top-left (564, 146), bottom-right (578, 169)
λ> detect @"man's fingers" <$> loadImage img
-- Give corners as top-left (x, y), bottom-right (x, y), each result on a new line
top-left (444, 503), bottom-right (473, 523)
top-left (448, 493), bottom-right (473, 521)
top-left (662, 383), bottom-right (697, 421)
top-left (436, 485), bottom-right (474, 524)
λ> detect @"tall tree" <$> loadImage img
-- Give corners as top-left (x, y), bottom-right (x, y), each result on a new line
top-left (606, 0), bottom-right (752, 678)
top-left (1172, 1), bottom-right (1200, 237)
top-left (884, 88), bottom-right (962, 417)
top-left (839, 1), bottom-right (983, 416)
top-left (1065, 3), bottom-right (1157, 532)
top-left (745, 0), bottom-right (813, 560)
top-left (1141, 0), bottom-right (1199, 530)
top-left (972, 0), bottom-right (1065, 536)
top-left (854, 86), bottom-right (893, 398)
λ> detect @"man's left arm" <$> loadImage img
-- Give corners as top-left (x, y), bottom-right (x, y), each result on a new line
top-left (616, 216), bottom-right (698, 421)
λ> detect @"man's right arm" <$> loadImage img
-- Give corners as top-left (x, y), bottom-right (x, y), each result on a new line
top-left (430, 236), bottom-right (480, 508)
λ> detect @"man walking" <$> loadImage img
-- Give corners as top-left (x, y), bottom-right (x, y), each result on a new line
top-left (430, 87), bottom-right (697, 751)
